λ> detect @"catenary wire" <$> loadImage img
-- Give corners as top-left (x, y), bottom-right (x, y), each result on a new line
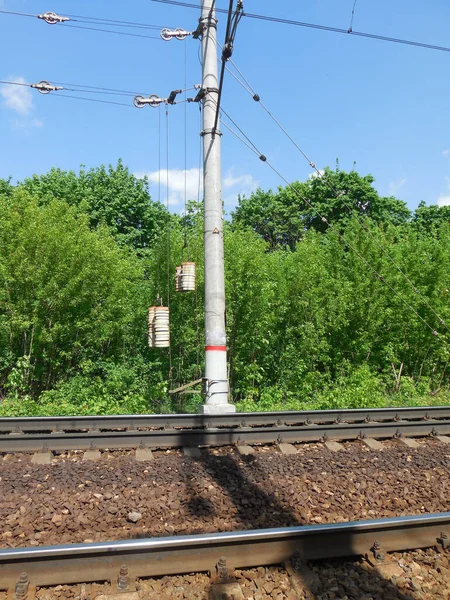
top-left (0, 79), bottom-right (141, 102)
top-left (6, 3), bottom-right (448, 55)
top-left (0, 79), bottom-right (137, 95)
top-left (222, 59), bottom-right (450, 334)
top-left (51, 82), bottom-right (147, 95)
top-left (165, 105), bottom-right (174, 378)
top-left (213, 101), bottom-right (444, 341)
top-left (213, 0), bottom-right (235, 135)
top-left (48, 93), bottom-right (134, 108)
top-left (0, 80), bottom-right (196, 105)
top-left (148, 0), bottom-right (450, 54)
top-left (64, 13), bottom-right (167, 29)
top-left (0, 9), bottom-right (165, 29)
top-left (0, 9), bottom-right (163, 40)
top-left (349, 0), bottom-right (359, 32)
top-left (0, 80), bottom-right (137, 105)
top-left (61, 23), bottom-right (162, 40)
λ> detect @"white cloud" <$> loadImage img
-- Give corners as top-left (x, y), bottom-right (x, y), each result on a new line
top-left (443, 149), bottom-right (450, 158)
top-left (12, 118), bottom-right (43, 131)
top-left (135, 168), bottom-right (202, 207)
top-left (135, 167), bottom-right (258, 210)
top-left (389, 177), bottom-right (407, 195)
top-left (438, 196), bottom-right (450, 207)
top-left (222, 170), bottom-right (258, 208)
top-left (224, 173), bottom-right (255, 189)
top-left (309, 169), bottom-right (325, 179)
top-left (1, 77), bottom-right (34, 115)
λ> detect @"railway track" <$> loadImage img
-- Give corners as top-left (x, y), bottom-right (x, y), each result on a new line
top-left (1, 406), bottom-right (450, 452)
top-left (1, 513), bottom-right (449, 595)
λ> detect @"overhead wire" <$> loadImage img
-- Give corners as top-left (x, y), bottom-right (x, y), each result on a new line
top-left (61, 23), bottom-right (162, 40)
top-left (49, 93), bottom-right (133, 108)
top-left (0, 8), bottom-right (166, 29)
top-left (195, 103), bottom-right (203, 378)
top-left (0, 9), bottom-right (163, 40)
top-left (222, 58), bottom-right (450, 335)
top-left (0, 79), bottom-right (196, 109)
top-left (165, 104), bottom-right (174, 379)
top-left (0, 79), bottom-right (147, 97)
top-left (210, 97), bottom-right (444, 341)
top-left (348, 0), bottom-right (359, 33)
top-left (63, 13), bottom-right (167, 30)
top-left (183, 38), bottom-right (189, 256)
top-left (213, 0), bottom-right (234, 136)
top-left (6, 3), bottom-right (449, 54)
top-left (148, 0), bottom-right (450, 55)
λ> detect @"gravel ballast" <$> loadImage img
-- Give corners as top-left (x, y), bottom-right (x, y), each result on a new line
top-left (1, 439), bottom-right (450, 548)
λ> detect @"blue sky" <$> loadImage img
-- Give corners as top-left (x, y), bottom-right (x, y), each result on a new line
top-left (1, 0), bottom-right (450, 214)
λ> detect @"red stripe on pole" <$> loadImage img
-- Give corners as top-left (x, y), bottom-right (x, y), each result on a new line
top-left (205, 345), bottom-right (227, 351)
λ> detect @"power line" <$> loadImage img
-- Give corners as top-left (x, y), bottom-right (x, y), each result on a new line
top-left (213, 0), bottom-right (243, 135)
top-left (148, 0), bottom-right (450, 55)
top-left (62, 23), bottom-right (162, 40)
top-left (213, 100), bottom-right (444, 341)
top-left (64, 13), bottom-right (167, 30)
top-left (0, 79), bottom-right (148, 98)
top-left (0, 80), bottom-right (134, 107)
top-left (0, 9), bottom-right (163, 40)
top-left (348, 0), bottom-right (359, 33)
top-left (0, 9), bottom-right (166, 30)
top-left (49, 93), bottom-right (133, 108)
top-left (222, 59), bottom-right (450, 335)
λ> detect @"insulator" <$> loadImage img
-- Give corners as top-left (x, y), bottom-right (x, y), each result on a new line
top-left (153, 306), bottom-right (170, 348)
top-left (180, 262), bottom-right (196, 292)
top-left (133, 95), bottom-right (146, 108)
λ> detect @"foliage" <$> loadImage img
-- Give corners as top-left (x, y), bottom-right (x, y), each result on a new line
top-left (20, 160), bottom-right (168, 250)
top-left (233, 166), bottom-right (411, 249)
top-left (1, 163), bottom-right (450, 416)
top-left (0, 189), bottom-right (153, 399)
top-left (413, 200), bottom-right (450, 233)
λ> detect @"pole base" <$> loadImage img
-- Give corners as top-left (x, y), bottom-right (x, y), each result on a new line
top-left (199, 403), bottom-right (237, 414)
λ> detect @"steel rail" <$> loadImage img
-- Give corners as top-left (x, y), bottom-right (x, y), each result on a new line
top-left (1, 419), bottom-right (450, 452)
top-left (1, 405), bottom-right (450, 433)
top-left (1, 513), bottom-right (449, 589)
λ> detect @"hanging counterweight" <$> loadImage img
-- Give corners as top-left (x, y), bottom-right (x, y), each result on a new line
top-left (175, 262), bottom-right (196, 292)
top-left (148, 306), bottom-right (170, 348)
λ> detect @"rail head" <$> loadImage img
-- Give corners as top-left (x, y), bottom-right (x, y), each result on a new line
top-left (1, 512), bottom-right (449, 589)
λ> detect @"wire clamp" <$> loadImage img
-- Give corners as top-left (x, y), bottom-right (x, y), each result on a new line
top-left (37, 11), bottom-right (69, 24)
top-left (201, 128), bottom-right (222, 137)
top-left (31, 80), bottom-right (63, 94)
top-left (160, 27), bottom-right (192, 41)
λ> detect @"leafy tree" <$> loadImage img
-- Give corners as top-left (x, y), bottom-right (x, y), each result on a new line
top-left (0, 189), bottom-right (150, 398)
top-left (413, 201), bottom-right (450, 233)
top-left (233, 167), bottom-right (411, 249)
top-left (0, 177), bottom-right (13, 197)
top-left (21, 160), bottom-right (168, 251)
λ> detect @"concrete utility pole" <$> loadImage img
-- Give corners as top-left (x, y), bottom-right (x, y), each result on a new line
top-left (199, 0), bottom-right (235, 414)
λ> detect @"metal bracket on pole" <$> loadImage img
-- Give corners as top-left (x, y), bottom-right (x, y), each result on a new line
top-left (192, 21), bottom-right (204, 40)
top-left (30, 81), bottom-right (63, 94)
top-left (37, 11), bottom-right (69, 24)
top-left (188, 86), bottom-right (219, 104)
